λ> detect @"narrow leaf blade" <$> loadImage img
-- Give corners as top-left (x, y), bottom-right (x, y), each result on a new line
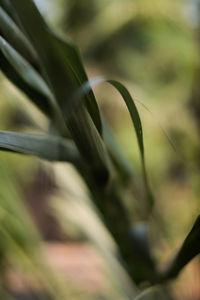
top-left (0, 36), bottom-right (65, 131)
top-left (10, 0), bottom-right (102, 134)
top-left (0, 6), bottom-right (37, 63)
top-left (0, 131), bottom-right (79, 163)
top-left (160, 215), bottom-right (200, 281)
top-left (72, 77), bottom-right (153, 208)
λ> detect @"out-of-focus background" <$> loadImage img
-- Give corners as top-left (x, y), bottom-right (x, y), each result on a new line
top-left (0, 0), bottom-right (200, 299)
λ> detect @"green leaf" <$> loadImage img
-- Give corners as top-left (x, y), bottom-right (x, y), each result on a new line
top-left (0, 51), bottom-right (54, 120)
top-left (0, 0), bottom-right (21, 28)
top-left (109, 80), bottom-right (144, 159)
top-left (54, 36), bottom-right (102, 134)
top-left (10, 0), bottom-right (102, 134)
top-left (72, 77), bottom-right (153, 208)
top-left (72, 77), bottom-right (144, 161)
top-left (0, 130), bottom-right (79, 163)
top-left (67, 108), bottom-right (111, 185)
top-left (0, 36), bottom-right (65, 132)
top-left (0, 36), bottom-right (52, 103)
top-left (160, 215), bottom-right (200, 281)
top-left (0, 6), bottom-right (37, 63)
top-left (9, 0), bottom-right (112, 184)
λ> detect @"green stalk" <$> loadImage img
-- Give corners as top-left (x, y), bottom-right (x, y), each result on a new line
top-left (76, 162), bottom-right (157, 284)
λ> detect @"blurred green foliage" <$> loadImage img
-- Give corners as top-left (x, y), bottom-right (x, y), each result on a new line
top-left (0, 0), bottom-right (200, 299)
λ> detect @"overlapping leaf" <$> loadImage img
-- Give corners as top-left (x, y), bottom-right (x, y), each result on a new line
top-left (0, 36), bottom-right (66, 132)
top-left (71, 77), bottom-right (153, 207)
top-left (0, 0), bottom-right (22, 29)
top-left (9, 0), bottom-right (102, 134)
top-left (8, 0), bottom-right (112, 184)
top-left (70, 77), bottom-right (144, 160)
top-left (0, 6), bottom-right (36, 62)
top-left (0, 131), bottom-right (79, 163)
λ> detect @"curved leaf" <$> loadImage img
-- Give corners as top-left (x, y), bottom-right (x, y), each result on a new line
top-left (0, 131), bottom-right (79, 163)
top-left (71, 77), bottom-right (144, 160)
top-left (71, 77), bottom-right (153, 208)
top-left (160, 215), bottom-right (200, 281)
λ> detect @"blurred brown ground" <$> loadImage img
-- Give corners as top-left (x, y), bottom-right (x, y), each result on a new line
top-left (7, 242), bottom-right (106, 298)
